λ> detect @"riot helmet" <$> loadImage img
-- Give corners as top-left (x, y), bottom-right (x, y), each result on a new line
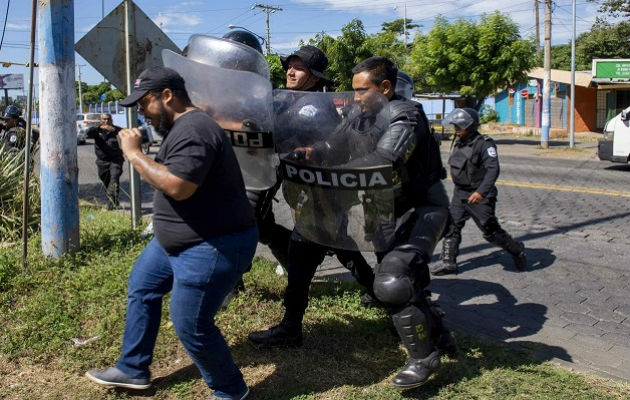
top-left (222, 30), bottom-right (263, 54)
top-left (2, 105), bottom-right (21, 120)
top-left (442, 108), bottom-right (479, 130)
top-left (395, 71), bottom-right (414, 100)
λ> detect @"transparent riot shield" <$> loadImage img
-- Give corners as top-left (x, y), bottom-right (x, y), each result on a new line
top-left (275, 90), bottom-right (396, 252)
top-left (163, 43), bottom-right (276, 191)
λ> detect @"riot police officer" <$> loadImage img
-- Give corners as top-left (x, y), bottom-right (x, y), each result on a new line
top-left (432, 108), bottom-right (527, 275)
top-left (247, 47), bottom-right (379, 348)
top-left (0, 105), bottom-right (27, 151)
top-left (252, 57), bottom-right (455, 389)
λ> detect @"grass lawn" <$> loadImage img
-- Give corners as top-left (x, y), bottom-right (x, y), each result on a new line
top-left (0, 206), bottom-right (628, 399)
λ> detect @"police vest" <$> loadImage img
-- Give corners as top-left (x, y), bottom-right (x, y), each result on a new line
top-left (448, 133), bottom-right (492, 190)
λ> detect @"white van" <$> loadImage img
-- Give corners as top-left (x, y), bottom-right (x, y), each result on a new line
top-left (598, 105), bottom-right (630, 163)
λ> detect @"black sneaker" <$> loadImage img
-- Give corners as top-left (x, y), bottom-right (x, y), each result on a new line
top-left (210, 387), bottom-right (249, 400)
top-left (85, 367), bottom-right (150, 390)
top-left (391, 350), bottom-right (441, 389)
top-left (248, 324), bottom-right (303, 348)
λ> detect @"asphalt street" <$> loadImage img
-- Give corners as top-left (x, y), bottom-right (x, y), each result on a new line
top-left (77, 138), bottom-right (630, 381)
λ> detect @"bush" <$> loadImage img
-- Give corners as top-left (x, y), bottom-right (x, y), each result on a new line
top-left (480, 104), bottom-right (499, 124)
top-left (0, 144), bottom-right (40, 241)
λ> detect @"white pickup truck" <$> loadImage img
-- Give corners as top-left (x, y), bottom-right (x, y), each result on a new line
top-left (598, 105), bottom-right (630, 164)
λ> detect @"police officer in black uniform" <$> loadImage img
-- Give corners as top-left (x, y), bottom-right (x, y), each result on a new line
top-left (252, 57), bottom-right (455, 389)
top-left (247, 47), bottom-right (379, 348)
top-left (432, 108), bottom-right (527, 275)
top-left (0, 105), bottom-right (27, 151)
top-left (86, 114), bottom-right (123, 209)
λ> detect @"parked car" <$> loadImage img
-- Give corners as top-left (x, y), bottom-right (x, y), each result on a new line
top-left (598, 105), bottom-right (630, 164)
top-left (76, 113), bottom-right (101, 144)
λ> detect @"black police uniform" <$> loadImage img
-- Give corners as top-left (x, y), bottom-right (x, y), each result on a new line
top-left (437, 130), bottom-right (526, 273)
top-left (86, 125), bottom-right (124, 208)
top-left (250, 94), bottom-right (455, 388)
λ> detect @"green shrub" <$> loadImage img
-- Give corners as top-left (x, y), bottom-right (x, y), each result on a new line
top-left (0, 144), bottom-right (40, 241)
top-left (480, 105), bottom-right (499, 124)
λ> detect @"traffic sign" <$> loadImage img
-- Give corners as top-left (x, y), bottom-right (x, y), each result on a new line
top-left (0, 74), bottom-right (24, 89)
top-left (520, 89), bottom-right (529, 98)
top-left (75, 0), bottom-right (180, 92)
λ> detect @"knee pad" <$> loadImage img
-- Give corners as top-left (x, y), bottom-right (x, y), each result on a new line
top-left (397, 206), bottom-right (449, 262)
top-left (373, 251), bottom-right (415, 306)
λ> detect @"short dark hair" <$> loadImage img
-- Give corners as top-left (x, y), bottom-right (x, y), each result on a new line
top-left (150, 88), bottom-right (192, 105)
top-left (352, 57), bottom-right (398, 89)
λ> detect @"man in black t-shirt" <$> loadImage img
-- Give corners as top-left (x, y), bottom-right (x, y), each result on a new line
top-left (86, 67), bottom-right (257, 400)
top-left (85, 114), bottom-right (123, 209)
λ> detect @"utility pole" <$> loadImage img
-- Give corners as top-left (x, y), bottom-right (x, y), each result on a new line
top-left (253, 3), bottom-right (282, 55)
top-left (534, 0), bottom-right (541, 59)
top-left (404, 3), bottom-right (407, 47)
top-left (38, 0), bottom-right (80, 257)
top-left (77, 64), bottom-right (85, 113)
top-left (569, 0), bottom-right (576, 148)
top-left (541, 0), bottom-right (552, 149)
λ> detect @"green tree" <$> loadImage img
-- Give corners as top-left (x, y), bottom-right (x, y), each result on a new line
top-left (381, 18), bottom-right (419, 35)
top-left (589, 0), bottom-right (630, 18)
top-left (407, 13), bottom-right (535, 109)
top-left (550, 44), bottom-right (572, 70)
top-left (308, 19), bottom-right (373, 90)
top-left (265, 54), bottom-right (286, 89)
top-left (575, 20), bottom-right (630, 70)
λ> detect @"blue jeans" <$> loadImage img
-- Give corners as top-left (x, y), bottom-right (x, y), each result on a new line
top-left (115, 226), bottom-right (258, 397)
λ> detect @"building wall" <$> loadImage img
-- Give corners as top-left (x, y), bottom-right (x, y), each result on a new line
top-left (571, 86), bottom-right (597, 132)
top-left (495, 80), bottom-right (567, 130)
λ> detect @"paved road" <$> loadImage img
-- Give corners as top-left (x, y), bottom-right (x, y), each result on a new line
top-left (77, 138), bottom-right (630, 381)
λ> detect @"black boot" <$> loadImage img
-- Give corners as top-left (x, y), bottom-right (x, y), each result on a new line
top-left (423, 290), bottom-right (458, 357)
top-left (248, 320), bottom-right (303, 348)
top-left (430, 237), bottom-right (459, 275)
top-left (487, 230), bottom-right (527, 271)
top-left (391, 304), bottom-right (441, 389)
top-left (392, 350), bottom-right (441, 389)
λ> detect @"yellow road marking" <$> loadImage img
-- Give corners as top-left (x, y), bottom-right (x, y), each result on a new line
top-left (496, 179), bottom-right (630, 198)
top-left (445, 178), bottom-right (630, 198)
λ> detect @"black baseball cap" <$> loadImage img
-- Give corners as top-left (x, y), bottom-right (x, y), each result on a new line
top-left (119, 66), bottom-right (186, 107)
top-left (280, 45), bottom-right (328, 80)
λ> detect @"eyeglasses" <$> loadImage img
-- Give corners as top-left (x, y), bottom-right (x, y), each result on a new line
top-left (137, 92), bottom-right (160, 114)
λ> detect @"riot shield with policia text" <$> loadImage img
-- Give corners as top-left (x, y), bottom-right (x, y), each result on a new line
top-left (162, 35), bottom-right (276, 191)
top-left (275, 90), bottom-right (396, 252)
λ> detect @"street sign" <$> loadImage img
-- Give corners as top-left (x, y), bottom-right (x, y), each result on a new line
top-left (75, 1), bottom-right (180, 92)
top-left (592, 59), bottom-right (630, 82)
top-left (520, 89), bottom-right (529, 98)
top-left (0, 74), bottom-right (24, 89)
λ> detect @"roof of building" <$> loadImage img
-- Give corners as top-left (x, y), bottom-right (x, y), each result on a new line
top-left (528, 67), bottom-right (593, 87)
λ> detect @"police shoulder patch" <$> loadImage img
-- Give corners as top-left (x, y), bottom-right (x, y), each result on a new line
top-left (487, 146), bottom-right (497, 158)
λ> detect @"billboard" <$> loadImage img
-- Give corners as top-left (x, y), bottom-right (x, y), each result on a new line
top-left (592, 59), bottom-right (630, 82)
top-left (0, 74), bottom-right (24, 89)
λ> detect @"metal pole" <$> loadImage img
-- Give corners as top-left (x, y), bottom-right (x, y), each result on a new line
top-left (264, 9), bottom-right (270, 55)
top-left (569, 0), bottom-right (576, 148)
top-left (38, 0), bottom-right (80, 257)
top-left (534, 0), bottom-right (540, 59)
top-left (77, 64), bottom-right (83, 113)
top-left (541, 0), bottom-right (552, 149)
top-left (124, 0), bottom-right (142, 228)
top-left (21, 0), bottom-right (37, 268)
top-left (4, 89), bottom-right (8, 108)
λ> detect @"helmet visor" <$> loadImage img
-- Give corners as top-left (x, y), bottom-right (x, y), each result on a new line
top-left (442, 108), bottom-right (475, 129)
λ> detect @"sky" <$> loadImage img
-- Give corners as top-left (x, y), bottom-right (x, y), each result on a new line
top-left (0, 0), bottom-right (603, 96)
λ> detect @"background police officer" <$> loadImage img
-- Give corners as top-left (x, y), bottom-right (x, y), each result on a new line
top-left (432, 108), bottom-right (527, 275)
top-left (86, 113), bottom-right (123, 209)
top-left (0, 105), bottom-right (27, 151)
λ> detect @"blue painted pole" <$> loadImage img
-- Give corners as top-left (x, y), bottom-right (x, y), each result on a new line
top-left (541, 0), bottom-right (551, 148)
top-left (38, 0), bottom-right (80, 257)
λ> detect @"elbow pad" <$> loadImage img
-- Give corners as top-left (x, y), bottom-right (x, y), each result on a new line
top-left (376, 119), bottom-right (417, 163)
